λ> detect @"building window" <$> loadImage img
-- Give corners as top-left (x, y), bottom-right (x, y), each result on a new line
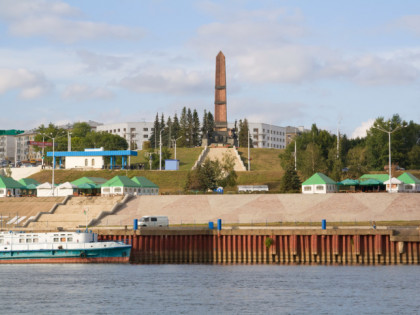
top-left (143, 135), bottom-right (148, 138)
top-left (316, 185), bottom-right (324, 191)
top-left (143, 128), bottom-right (148, 131)
top-left (92, 159), bottom-right (95, 166)
top-left (118, 129), bottom-right (120, 132)
top-left (85, 159), bottom-right (88, 166)
top-left (304, 186), bottom-right (312, 191)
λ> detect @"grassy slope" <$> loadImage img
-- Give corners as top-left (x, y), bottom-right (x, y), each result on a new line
top-left (28, 147), bottom-right (285, 193)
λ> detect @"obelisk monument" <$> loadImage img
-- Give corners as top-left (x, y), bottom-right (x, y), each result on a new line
top-left (213, 51), bottom-right (229, 143)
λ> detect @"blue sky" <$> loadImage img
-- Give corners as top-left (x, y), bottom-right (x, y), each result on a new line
top-left (1, 0), bottom-right (420, 138)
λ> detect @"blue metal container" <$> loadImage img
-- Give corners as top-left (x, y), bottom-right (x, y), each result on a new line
top-left (217, 219), bottom-right (222, 231)
top-left (133, 219), bottom-right (138, 230)
top-left (208, 222), bottom-right (214, 230)
top-left (322, 219), bottom-right (326, 230)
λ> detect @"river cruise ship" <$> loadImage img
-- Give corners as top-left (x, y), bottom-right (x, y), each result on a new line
top-left (0, 231), bottom-right (131, 263)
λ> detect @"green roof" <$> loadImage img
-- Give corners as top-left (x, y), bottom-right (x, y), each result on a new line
top-left (71, 177), bottom-right (107, 187)
top-left (359, 174), bottom-right (389, 183)
top-left (0, 176), bottom-right (25, 189)
top-left (397, 172), bottom-right (420, 184)
top-left (101, 176), bottom-right (140, 188)
top-left (77, 183), bottom-right (98, 189)
top-left (302, 173), bottom-right (337, 185)
top-left (18, 178), bottom-right (40, 186)
top-left (131, 176), bottom-right (159, 188)
top-left (339, 178), bottom-right (360, 186)
top-left (359, 179), bottom-right (383, 186)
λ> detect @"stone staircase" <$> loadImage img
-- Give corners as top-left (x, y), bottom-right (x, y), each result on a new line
top-left (198, 147), bottom-right (246, 171)
top-left (26, 196), bottom-right (125, 230)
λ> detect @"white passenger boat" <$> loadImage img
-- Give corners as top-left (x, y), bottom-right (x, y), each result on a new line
top-left (0, 231), bottom-right (131, 264)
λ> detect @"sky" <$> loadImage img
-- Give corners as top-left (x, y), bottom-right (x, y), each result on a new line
top-left (1, 0), bottom-right (420, 138)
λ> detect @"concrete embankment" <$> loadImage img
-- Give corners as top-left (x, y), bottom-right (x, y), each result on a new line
top-left (98, 227), bottom-right (420, 264)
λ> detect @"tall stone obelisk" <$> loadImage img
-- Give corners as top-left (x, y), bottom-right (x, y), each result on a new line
top-left (214, 51), bottom-right (228, 143)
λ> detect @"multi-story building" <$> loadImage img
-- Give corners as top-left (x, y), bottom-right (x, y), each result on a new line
top-left (16, 130), bottom-right (41, 162)
top-left (96, 122), bottom-right (154, 150)
top-left (0, 130), bottom-right (24, 163)
top-left (285, 126), bottom-right (307, 146)
top-left (229, 122), bottom-right (287, 149)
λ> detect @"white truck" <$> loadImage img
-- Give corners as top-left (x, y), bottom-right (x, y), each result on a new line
top-left (139, 216), bottom-right (169, 227)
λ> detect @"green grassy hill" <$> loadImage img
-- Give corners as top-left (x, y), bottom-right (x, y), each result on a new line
top-left (28, 147), bottom-right (285, 193)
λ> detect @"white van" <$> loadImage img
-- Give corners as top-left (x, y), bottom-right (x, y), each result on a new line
top-left (139, 216), bottom-right (169, 227)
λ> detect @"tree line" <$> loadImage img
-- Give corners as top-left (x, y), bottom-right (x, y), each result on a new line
top-left (280, 114), bottom-right (420, 181)
top-left (148, 107), bottom-right (253, 149)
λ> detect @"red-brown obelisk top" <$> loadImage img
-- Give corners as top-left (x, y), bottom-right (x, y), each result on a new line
top-left (214, 51), bottom-right (227, 132)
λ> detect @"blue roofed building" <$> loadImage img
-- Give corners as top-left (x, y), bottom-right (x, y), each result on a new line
top-left (47, 147), bottom-right (137, 170)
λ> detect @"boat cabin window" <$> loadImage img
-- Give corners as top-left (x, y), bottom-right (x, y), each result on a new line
top-left (67, 237), bottom-right (73, 242)
top-left (19, 239), bottom-right (24, 243)
top-left (26, 238), bottom-right (32, 243)
top-left (33, 238), bottom-right (38, 243)
top-left (0, 239), bottom-right (3, 244)
top-left (54, 238), bottom-right (59, 242)
top-left (60, 237), bottom-right (66, 242)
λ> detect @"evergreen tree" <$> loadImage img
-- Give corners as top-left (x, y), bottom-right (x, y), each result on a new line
top-left (166, 116), bottom-right (173, 147)
top-left (172, 114), bottom-right (180, 142)
top-left (187, 108), bottom-right (193, 147)
top-left (192, 109), bottom-right (200, 146)
top-left (149, 113), bottom-right (160, 149)
top-left (179, 107), bottom-right (188, 147)
top-left (206, 112), bottom-right (215, 143)
top-left (279, 162), bottom-right (301, 193)
top-left (201, 110), bottom-right (209, 143)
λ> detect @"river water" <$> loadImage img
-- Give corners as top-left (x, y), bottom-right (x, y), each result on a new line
top-left (0, 264), bottom-right (419, 314)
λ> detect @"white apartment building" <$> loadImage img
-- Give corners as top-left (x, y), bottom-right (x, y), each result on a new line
top-left (96, 122), bottom-right (154, 150)
top-left (229, 122), bottom-right (287, 149)
top-left (0, 135), bottom-right (16, 162)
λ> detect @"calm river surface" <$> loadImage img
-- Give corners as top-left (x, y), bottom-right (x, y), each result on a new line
top-left (0, 264), bottom-right (419, 314)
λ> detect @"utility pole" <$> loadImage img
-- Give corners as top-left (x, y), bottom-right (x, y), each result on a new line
top-left (68, 131), bottom-right (72, 152)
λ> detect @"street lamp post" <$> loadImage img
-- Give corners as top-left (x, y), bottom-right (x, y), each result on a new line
top-left (173, 136), bottom-right (182, 160)
top-left (372, 123), bottom-right (405, 193)
top-left (67, 131), bottom-right (72, 152)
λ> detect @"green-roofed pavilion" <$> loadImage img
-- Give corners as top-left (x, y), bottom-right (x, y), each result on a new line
top-left (101, 176), bottom-right (140, 196)
top-left (131, 176), bottom-right (159, 195)
top-left (71, 177), bottom-right (107, 188)
top-left (359, 174), bottom-right (389, 183)
top-left (302, 173), bottom-right (337, 194)
top-left (71, 177), bottom-right (107, 196)
top-left (18, 178), bottom-right (40, 187)
top-left (398, 172), bottom-right (420, 192)
top-left (0, 175), bottom-right (25, 197)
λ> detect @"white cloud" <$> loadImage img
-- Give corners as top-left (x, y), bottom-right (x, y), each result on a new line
top-left (0, 68), bottom-right (51, 99)
top-left (0, 0), bottom-right (144, 43)
top-left (117, 68), bottom-right (212, 95)
top-left (76, 50), bottom-right (129, 72)
top-left (351, 119), bottom-right (375, 139)
top-left (189, 7), bottom-right (420, 86)
top-left (61, 84), bottom-right (114, 100)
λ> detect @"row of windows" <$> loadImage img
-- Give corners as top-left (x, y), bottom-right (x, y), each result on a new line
top-left (107, 128), bottom-right (153, 133)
